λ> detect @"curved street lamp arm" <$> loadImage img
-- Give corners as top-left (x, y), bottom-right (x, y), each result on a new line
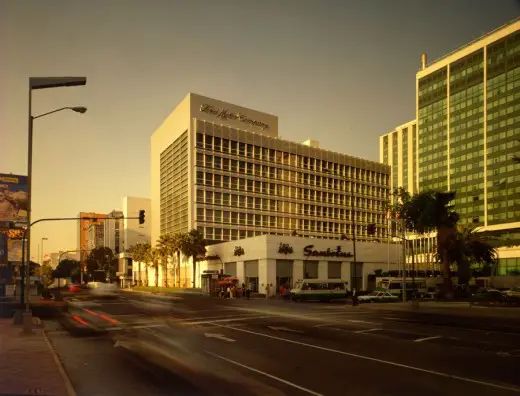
top-left (33, 106), bottom-right (87, 120)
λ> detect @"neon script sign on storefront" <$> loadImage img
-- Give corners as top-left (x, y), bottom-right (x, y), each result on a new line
top-left (303, 245), bottom-right (353, 258)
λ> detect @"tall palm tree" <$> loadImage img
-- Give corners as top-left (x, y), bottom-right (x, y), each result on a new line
top-left (446, 225), bottom-right (497, 285)
top-left (156, 234), bottom-right (173, 287)
top-left (144, 245), bottom-right (161, 288)
top-left (171, 232), bottom-right (184, 287)
top-left (128, 243), bottom-right (147, 286)
top-left (140, 243), bottom-right (152, 286)
top-left (397, 190), bottom-right (460, 297)
top-left (179, 229), bottom-right (207, 288)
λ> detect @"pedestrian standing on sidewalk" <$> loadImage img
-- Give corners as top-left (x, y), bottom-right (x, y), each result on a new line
top-left (352, 288), bottom-right (358, 307)
top-left (265, 283), bottom-right (270, 299)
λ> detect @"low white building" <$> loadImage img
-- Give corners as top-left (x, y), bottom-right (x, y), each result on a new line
top-left (133, 235), bottom-right (400, 294)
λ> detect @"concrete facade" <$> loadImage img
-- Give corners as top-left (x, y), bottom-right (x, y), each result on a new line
top-left (133, 235), bottom-right (400, 294)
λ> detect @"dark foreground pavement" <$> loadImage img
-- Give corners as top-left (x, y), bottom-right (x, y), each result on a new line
top-left (45, 292), bottom-right (520, 396)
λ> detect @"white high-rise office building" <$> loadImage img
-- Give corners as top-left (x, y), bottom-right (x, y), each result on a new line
top-left (151, 93), bottom-right (390, 246)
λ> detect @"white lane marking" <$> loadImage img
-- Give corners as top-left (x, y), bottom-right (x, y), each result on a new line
top-left (204, 333), bottom-right (236, 342)
top-left (314, 323), bottom-right (332, 328)
top-left (173, 313), bottom-right (262, 322)
top-left (179, 315), bottom-right (270, 326)
top-left (414, 335), bottom-right (443, 343)
top-left (309, 311), bottom-right (372, 316)
top-left (205, 350), bottom-right (323, 396)
top-left (131, 324), bottom-right (166, 329)
top-left (267, 326), bottom-right (304, 334)
top-left (354, 328), bottom-right (382, 334)
top-left (106, 327), bottom-right (123, 331)
top-left (348, 319), bottom-right (380, 325)
top-left (218, 325), bottom-right (520, 393)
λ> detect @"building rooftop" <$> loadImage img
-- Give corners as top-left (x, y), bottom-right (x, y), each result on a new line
top-left (419, 16), bottom-right (520, 72)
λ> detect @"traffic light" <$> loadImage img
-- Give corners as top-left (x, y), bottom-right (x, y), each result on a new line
top-left (138, 210), bottom-right (145, 224)
top-left (367, 223), bottom-right (376, 235)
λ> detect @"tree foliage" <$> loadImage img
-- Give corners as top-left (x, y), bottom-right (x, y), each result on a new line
top-left (53, 259), bottom-right (80, 280)
top-left (85, 247), bottom-right (116, 282)
top-left (446, 226), bottom-right (497, 285)
top-left (391, 189), bottom-right (460, 297)
top-left (36, 264), bottom-right (54, 287)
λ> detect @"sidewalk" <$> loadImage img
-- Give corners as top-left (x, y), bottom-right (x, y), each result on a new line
top-left (0, 319), bottom-right (75, 396)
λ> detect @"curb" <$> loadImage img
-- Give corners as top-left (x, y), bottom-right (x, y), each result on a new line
top-left (43, 330), bottom-right (77, 396)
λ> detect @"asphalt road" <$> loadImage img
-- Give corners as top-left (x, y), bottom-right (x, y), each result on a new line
top-left (45, 292), bottom-right (520, 396)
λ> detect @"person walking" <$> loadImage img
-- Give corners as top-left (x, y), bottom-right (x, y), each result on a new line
top-left (265, 283), bottom-right (270, 299)
top-left (351, 288), bottom-right (358, 307)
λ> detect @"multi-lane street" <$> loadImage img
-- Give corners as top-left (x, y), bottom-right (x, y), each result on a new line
top-left (45, 292), bottom-right (520, 396)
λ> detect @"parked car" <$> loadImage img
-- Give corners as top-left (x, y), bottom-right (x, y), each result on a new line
top-left (471, 289), bottom-right (507, 306)
top-left (358, 291), bottom-right (399, 303)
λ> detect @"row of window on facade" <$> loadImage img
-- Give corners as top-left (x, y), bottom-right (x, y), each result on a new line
top-left (196, 133), bottom-right (386, 184)
top-left (195, 176), bottom-right (387, 211)
top-left (195, 187), bottom-right (386, 217)
top-left (195, 224), bottom-right (382, 242)
top-left (195, 206), bottom-right (385, 229)
top-left (195, 155), bottom-right (387, 196)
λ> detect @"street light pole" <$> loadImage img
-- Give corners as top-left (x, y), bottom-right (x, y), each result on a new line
top-left (21, 77), bottom-right (86, 310)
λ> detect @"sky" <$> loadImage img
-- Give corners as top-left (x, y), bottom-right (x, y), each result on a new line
top-left (1, 0), bottom-right (519, 259)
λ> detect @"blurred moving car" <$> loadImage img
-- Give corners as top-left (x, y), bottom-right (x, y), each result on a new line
top-left (358, 291), bottom-right (399, 303)
top-left (88, 282), bottom-right (119, 298)
top-left (69, 283), bottom-right (88, 293)
top-left (502, 287), bottom-right (520, 298)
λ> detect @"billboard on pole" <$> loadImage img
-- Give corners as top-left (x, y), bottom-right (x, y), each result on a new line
top-left (0, 174), bottom-right (28, 225)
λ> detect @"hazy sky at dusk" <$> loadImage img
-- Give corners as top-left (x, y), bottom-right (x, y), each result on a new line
top-left (1, 0), bottom-right (518, 258)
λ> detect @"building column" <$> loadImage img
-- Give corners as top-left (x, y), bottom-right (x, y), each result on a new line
top-left (236, 261), bottom-right (245, 285)
top-left (341, 261), bottom-right (351, 289)
top-left (293, 260), bottom-right (304, 284)
top-left (259, 258), bottom-right (276, 296)
top-left (318, 261), bottom-right (328, 279)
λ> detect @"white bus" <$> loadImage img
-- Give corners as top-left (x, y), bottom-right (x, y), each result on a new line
top-left (291, 279), bottom-right (349, 302)
top-left (376, 277), bottom-right (428, 298)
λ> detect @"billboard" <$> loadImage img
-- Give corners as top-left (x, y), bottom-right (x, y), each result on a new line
top-left (0, 174), bottom-right (28, 225)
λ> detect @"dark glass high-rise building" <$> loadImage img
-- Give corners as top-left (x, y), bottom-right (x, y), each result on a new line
top-left (381, 18), bottom-right (520, 275)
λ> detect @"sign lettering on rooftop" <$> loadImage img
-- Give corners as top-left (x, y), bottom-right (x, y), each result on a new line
top-left (200, 104), bottom-right (270, 131)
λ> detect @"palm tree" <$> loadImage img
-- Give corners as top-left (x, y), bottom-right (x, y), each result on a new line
top-left (171, 232), bottom-right (184, 287)
top-left (144, 245), bottom-right (161, 288)
top-left (128, 243), bottom-right (147, 286)
top-left (179, 229), bottom-right (207, 288)
top-left (156, 234), bottom-right (173, 287)
top-left (446, 225), bottom-right (497, 285)
top-left (396, 190), bottom-right (460, 297)
top-left (139, 243), bottom-right (152, 286)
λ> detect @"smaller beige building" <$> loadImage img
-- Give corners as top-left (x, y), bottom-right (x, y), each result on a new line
top-left (133, 235), bottom-right (400, 295)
